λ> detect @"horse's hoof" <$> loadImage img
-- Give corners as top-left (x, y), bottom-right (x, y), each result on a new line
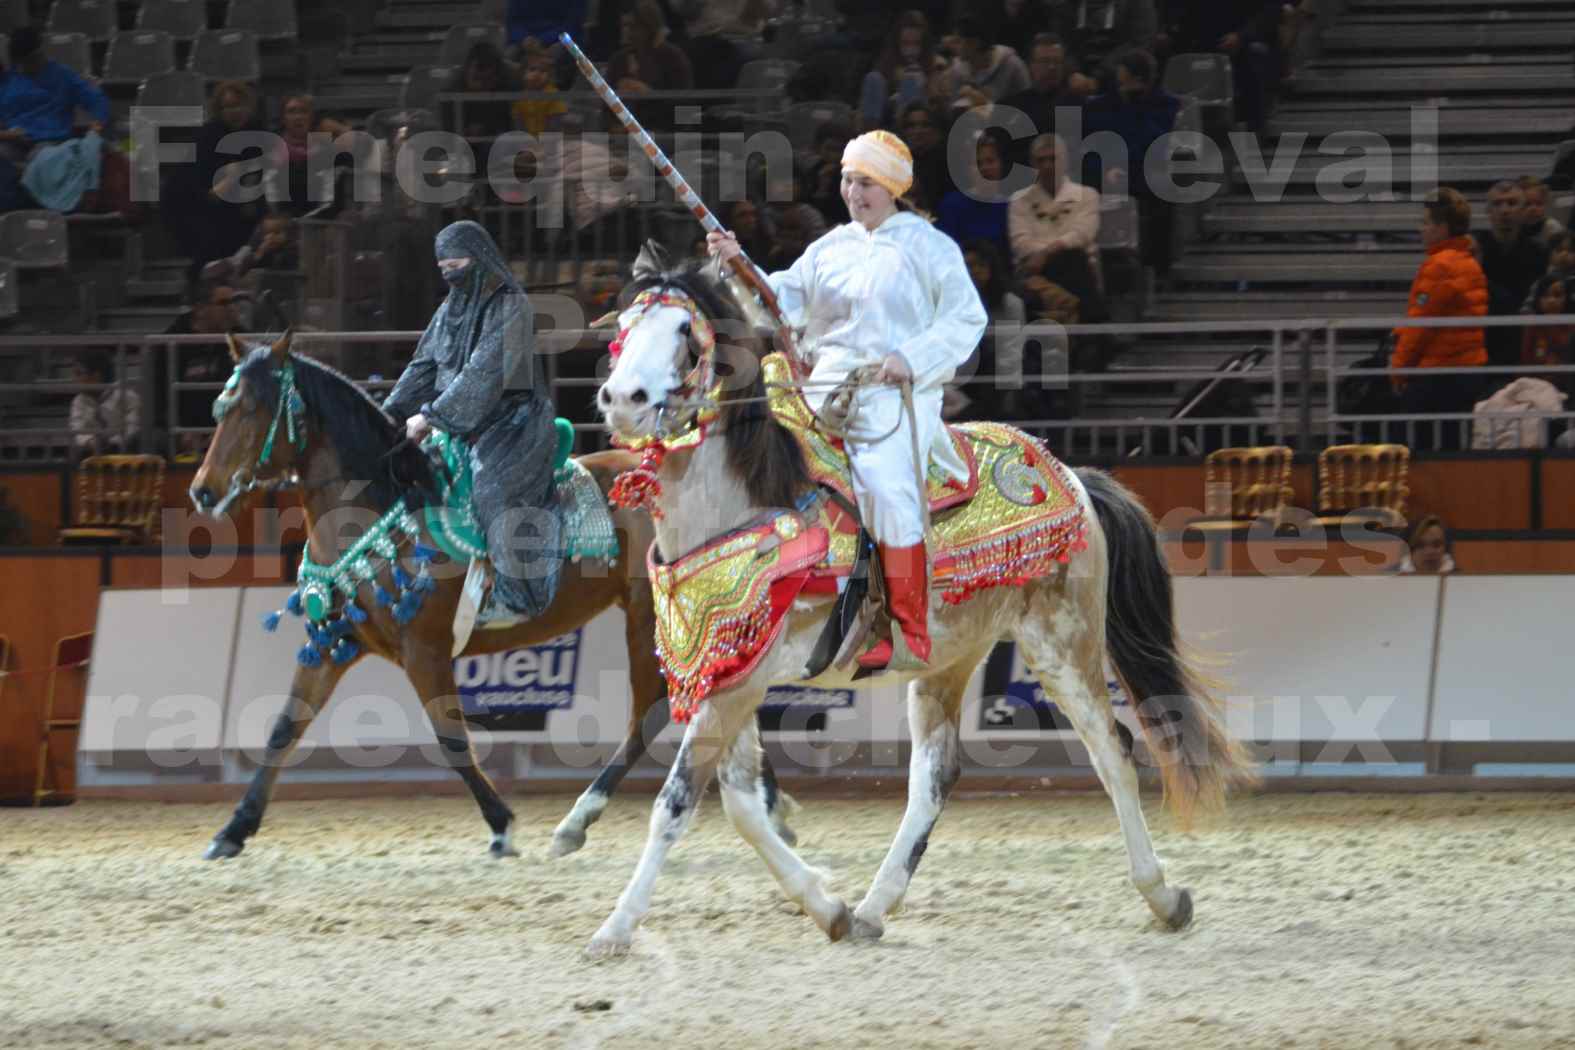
top-left (585, 928), bottom-right (632, 959)
top-left (203, 836), bottom-right (243, 861)
top-left (489, 841), bottom-right (520, 860)
top-left (848, 914), bottom-right (884, 942)
top-left (826, 900), bottom-right (853, 943)
top-left (774, 822), bottom-right (799, 848)
top-left (549, 827), bottom-right (586, 859)
top-left (1164, 888), bottom-right (1194, 931)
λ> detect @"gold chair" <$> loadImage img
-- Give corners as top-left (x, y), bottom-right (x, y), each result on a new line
top-left (34, 632), bottom-right (93, 806)
top-left (1200, 446), bottom-right (1295, 528)
top-left (1317, 443), bottom-right (1410, 528)
top-left (58, 454), bottom-right (166, 545)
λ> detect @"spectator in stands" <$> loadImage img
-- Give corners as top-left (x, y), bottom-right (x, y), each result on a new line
top-left (724, 197), bottom-right (776, 264)
top-left (951, 15), bottom-right (1032, 112)
top-left (859, 11), bottom-right (963, 132)
top-left (512, 40), bottom-right (567, 136)
top-left (1390, 188), bottom-right (1488, 437)
top-left (807, 121), bottom-right (854, 226)
top-left (989, 0), bottom-right (1067, 45)
top-left (1474, 179), bottom-right (1550, 368)
top-left (898, 100), bottom-right (954, 212)
top-left (1170, 1), bottom-right (1283, 134)
top-left (0, 27), bottom-right (110, 211)
top-left (950, 237), bottom-right (1029, 420)
top-left (1398, 514), bottom-right (1455, 575)
top-left (1517, 175), bottom-right (1565, 247)
top-left (938, 128), bottom-right (1012, 257)
top-left (449, 42), bottom-right (524, 142)
top-left (164, 80), bottom-right (269, 280)
top-left (203, 212), bottom-right (298, 282)
top-left (608, 0), bottom-right (694, 129)
top-left (766, 178), bottom-right (827, 270)
top-left (1068, 0), bottom-right (1162, 93)
top-left (1009, 133), bottom-right (1106, 324)
top-left (1520, 274), bottom-right (1572, 388)
top-left (999, 34), bottom-right (1083, 164)
top-left (163, 280), bottom-right (243, 460)
top-left (1080, 47), bottom-right (1181, 275)
top-left (675, 0), bottom-right (766, 90)
top-left (273, 94), bottom-right (351, 217)
top-left (1521, 231), bottom-right (1575, 314)
top-left (507, 0), bottom-right (589, 50)
top-left (68, 353), bottom-right (141, 457)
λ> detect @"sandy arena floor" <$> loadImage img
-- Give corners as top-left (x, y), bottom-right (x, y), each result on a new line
top-left (1, 790), bottom-right (1573, 1049)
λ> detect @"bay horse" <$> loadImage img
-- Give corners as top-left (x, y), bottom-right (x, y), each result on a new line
top-left (188, 331), bottom-right (797, 861)
top-left (582, 249), bottom-right (1256, 955)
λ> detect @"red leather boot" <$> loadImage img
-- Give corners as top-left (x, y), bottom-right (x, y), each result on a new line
top-left (858, 541), bottom-right (931, 671)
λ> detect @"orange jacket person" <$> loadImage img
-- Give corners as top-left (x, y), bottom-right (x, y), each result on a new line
top-left (1391, 189), bottom-right (1488, 417)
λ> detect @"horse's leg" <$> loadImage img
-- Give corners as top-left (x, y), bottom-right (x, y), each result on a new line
top-left (551, 596), bottom-right (671, 857)
top-left (403, 651), bottom-right (519, 859)
top-left (717, 718), bottom-right (850, 939)
top-left (585, 691), bottom-right (758, 958)
top-left (757, 737), bottom-right (800, 847)
top-left (1016, 587), bottom-right (1191, 929)
top-left (848, 654), bottom-right (979, 940)
top-left (204, 658), bottom-right (353, 859)
top-left (551, 690), bottom-right (669, 857)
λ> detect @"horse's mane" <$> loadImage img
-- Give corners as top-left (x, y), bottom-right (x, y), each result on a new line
top-left (622, 259), bottom-right (810, 510)
top-left (237, 346), bottom-right (438, 512)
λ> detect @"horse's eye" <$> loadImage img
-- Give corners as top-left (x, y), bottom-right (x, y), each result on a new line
top-left (678, 320), bottom-right (692, 339)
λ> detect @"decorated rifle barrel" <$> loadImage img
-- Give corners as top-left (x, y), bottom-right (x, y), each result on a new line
top-left (558, 33), bottom-right (799, 361)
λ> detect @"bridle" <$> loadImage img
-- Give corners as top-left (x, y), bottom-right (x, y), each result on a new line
top-left (209, 357), bottom-right (311, 516)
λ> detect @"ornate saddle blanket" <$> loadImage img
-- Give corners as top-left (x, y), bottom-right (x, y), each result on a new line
top-left (650, 381), bottom-right (1090, 720)
top-left (426, 424), bottom-right (620, 571)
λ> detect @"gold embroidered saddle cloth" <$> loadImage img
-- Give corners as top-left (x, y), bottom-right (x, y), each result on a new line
top-left (650, 358), bottom-right (1090, 722)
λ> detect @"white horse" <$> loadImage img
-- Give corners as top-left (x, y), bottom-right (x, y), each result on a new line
top-left (585, 249), bottom-right (1255, 956)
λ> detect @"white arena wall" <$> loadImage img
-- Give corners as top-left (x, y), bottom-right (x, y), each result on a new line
top-left (77, 576), bottom-right (1575, 790)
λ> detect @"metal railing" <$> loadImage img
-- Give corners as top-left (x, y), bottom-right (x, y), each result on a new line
top-left (3, 313), bottom-right (1574, 463)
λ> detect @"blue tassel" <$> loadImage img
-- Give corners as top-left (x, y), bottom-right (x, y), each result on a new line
top-left (393, 566), bottom-right (413, 590)
top-left (297, 643), bottom-right (322, 668)
top-left (344, 601), bottom-right (368, 624)
top-left (285, 591), bottom-right (304, 615)
top-left (262, 610), bottom-right (282, 633)
top-left (412, 544), bottom-right (438, 564)
top-left (329, 617), bottom-right (354, 637)
top-left (331, 638), bottom-right (360, 664)
top-left (375, 585), bottom-right (396, 607)
top-left (411, 571), bottom-right (435, 595)
top-left (308, 623), bottom-right (333, 648)
top-left (392, 591), bottom-right (422, 625)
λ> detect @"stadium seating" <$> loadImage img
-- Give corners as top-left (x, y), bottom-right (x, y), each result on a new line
top-left (188, 28), bottom-right (261, 81)
top-left (46, 0), bottom-right (116, 42)
top-left (101, 30), bottom-right (177, 86)
top-left (438, 23), bottom-right (505, 68)
top-left (224, 0), bottom-right (298, 41)
top-left (1202, 445), bottom-right (1295, 522)
top-left (0, 212), bottom-right (70, 272)
top-left (43, 31), bottom-right (92, 77)
top-left (136, 0), bottom-right (207, 40)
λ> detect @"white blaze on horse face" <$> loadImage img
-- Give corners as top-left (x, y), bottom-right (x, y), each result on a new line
top-left (600, 303), bottom-right (692, 439)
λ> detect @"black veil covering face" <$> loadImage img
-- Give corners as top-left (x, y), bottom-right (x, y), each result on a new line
top-left (384, 220), bottom-right (563, 617)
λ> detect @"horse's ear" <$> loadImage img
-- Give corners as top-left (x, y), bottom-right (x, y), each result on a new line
top-left (270, 327), bottom-right (294, 362)
top-left (631, 240), bottom-right (668, 280)
top-left (225, 332), bottom-right (243, 363)
top-left (589, 310), bottom-right (620, 329)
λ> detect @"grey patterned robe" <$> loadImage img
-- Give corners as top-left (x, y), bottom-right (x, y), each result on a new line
top-left (383, 220), bottom-right (562, 617)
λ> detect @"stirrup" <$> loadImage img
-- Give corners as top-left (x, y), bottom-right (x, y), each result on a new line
top-left (451, 558), bottom-right (492, 657)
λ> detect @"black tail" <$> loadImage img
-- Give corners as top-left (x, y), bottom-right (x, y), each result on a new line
top-left (1076, 468), bottom-right (1256, 821)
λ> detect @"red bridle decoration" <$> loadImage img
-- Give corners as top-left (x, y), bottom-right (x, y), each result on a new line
top-left (607, 443), bottom-right (669, 518)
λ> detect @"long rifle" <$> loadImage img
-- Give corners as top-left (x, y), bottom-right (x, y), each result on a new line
top-left (558, 33), bottom-right (801, 366)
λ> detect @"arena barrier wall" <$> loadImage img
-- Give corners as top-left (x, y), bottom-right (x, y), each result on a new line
top-left (73, 575), bottom-right (1575, 791)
